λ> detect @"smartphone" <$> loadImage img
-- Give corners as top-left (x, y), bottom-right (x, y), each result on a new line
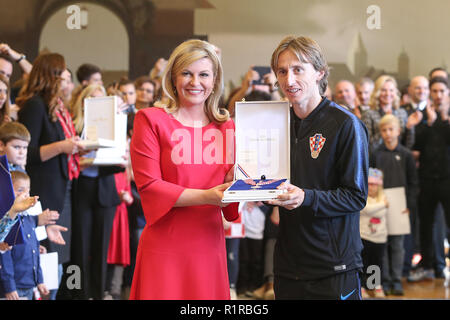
top-left (252, 66), bottom-right (271, 85)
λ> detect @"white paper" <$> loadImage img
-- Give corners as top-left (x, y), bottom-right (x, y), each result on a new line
top-left (230, 223), bottom-right (244, 237)
top-left (84, 96), bottom-right (117, 141)
top-left (384, 187), bottom-right (411, 235)
top-left (81, 96), bottom-right (121, 150)
top-left (35, 226), bottom-right (47, 241)
top-left (92, 113), bottom-right (128, 166)
top-left (39, 252), bottom-right (59, 290)
top-left (25, 201), bottom-right (42, 216)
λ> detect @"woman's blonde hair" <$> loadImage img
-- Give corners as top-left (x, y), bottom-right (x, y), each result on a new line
top-left (369, 75), bottom-right (400, 111)
top-left (70, 84), bottom-right (106, 135)
top-left (161, 39), bottom-right (229, 124)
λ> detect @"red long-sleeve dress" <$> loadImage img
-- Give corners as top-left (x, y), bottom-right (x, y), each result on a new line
top-left (107, 171), bottom-right (131, 266)
top-left (129, 107), bottom-right (238, 300)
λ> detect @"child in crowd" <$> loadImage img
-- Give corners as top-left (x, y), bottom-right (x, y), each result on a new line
top-left (360, 168), bottom-right (388, 299)
top-left (237, 201), bottom-right (269, 297)
top-left (252, 206), bottom-right (279, 300)
top-left (0, 122), bottom-right (60, 228)
top-left (0, 184), bottom-right (39, 249)
top-left (0, 171), bottom-right (48, 300)
top-left (370, 114), bottom-right (418, 296)
top-left (223, 209), bottom-right (245, 300)
top-left (0, 121), bottom-right (29, 173)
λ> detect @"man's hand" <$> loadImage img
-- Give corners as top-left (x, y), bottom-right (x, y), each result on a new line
top-left (406, 110), bottom-right (423, 129)
top-left (38, 209), bottom-right (59, 226)
top-left (267, 182), bottom-right (305, 210)
top-left (46, 225), bottom-right (68, 245)
top-left (426, 104), bottom-right (437, 126)
top-left (5, 291), bottom-right (20, 300)
top-left (38, 283), bottom-right (49, 297)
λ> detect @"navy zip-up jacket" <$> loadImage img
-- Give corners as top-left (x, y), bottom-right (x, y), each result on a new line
top-left (274, 98), bottom-right (369, 281)
top-left (0, 215), bottom-right (43, 294)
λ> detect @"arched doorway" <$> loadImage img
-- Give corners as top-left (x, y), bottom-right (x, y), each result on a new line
top-left (39, 2), bottom-right (129, 86)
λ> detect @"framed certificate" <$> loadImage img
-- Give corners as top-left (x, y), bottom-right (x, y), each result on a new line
top-left (80, 96), bottom-right (119, 149)
top-left (81, 96), bottom-right (128, 165)
top-left (222, 101), bottom-right (290, 203)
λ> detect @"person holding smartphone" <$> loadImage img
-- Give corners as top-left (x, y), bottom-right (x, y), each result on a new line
top-left (226, 65), bottom-right (281, 117)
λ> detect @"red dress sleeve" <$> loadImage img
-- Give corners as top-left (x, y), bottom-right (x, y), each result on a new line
top-left (130, 110), bottom-right (185, 226)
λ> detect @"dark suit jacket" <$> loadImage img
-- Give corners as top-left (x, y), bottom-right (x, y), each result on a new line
top-left (18, 95), bottom-right (69, 213)
top-left (95, 166), bottom-right (123, 208)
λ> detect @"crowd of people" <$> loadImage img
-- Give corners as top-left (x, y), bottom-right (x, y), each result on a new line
top-left (0, 35), bottom-right (449, 300)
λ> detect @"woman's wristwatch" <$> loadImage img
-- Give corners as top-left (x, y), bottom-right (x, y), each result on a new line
top-left (16, 54), bottom-right (26, 63)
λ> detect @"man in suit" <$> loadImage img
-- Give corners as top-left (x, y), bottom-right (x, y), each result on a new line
top-left (402, 76), bottom-right (429, 116)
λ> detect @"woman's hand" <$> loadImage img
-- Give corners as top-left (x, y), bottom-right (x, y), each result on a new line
top-left (205, 182), bottom-right (233, 207)
top-left (267, 182), bottom-right (304, 210)
top-left (79, 157), bottom-right (94, 171)
top-left (224, 166), bottom-right (235, 183)
top-left (59, 137), bottom-right (85, 155)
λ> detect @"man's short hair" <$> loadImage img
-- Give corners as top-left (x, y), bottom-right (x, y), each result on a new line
top-left (11, 170), bottom-right (30, 184)
top-left (271, 35), bottom-right (329, 95)
top-left (0, 122), bottom-right (31, 144)
top-left (429, 76), bottom-right (448, 89)
top-left (356, 77), bottom-right (374, 89)
top-left (428, 67), bottom-right (448, 80)
top-left (245, 90), bottom-right (272, 102)
top-left (76, 63), bottom-right (101, 83)
top-left (378, 114), bottom-right (401, 130)
top-left (134, 76), bottom-right (155, 90)
top-left (118, 77), bottom-right (135, 88)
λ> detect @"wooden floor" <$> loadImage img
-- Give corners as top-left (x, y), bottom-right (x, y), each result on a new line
top-left (381, 278), bottom-right (450, 300)
top-left (237, 277), bottom-right (450, 300)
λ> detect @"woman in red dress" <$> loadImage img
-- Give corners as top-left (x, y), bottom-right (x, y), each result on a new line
top-left (129, 39), bottom-right (238, 300)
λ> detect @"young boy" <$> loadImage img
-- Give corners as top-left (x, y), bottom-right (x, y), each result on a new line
top-left (0, 171), bottom-right (49, 300)
top-left (370, 114), bottom-right (419, 296)
top-left (0, 121), bottom-right (30, 172)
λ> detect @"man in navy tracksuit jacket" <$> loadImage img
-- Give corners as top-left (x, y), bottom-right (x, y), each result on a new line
top-left (268, 36), bottom-right (369, 300)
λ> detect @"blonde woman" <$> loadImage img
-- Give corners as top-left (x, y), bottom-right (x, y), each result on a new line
top-left (69, 84), bottom-right (125, 300)
top-left (70, 84), bottom-right (106, 135)
top-left (129, 39), bottom-right (237, 300)
top-left (361, 75), bottom-right (413, 151)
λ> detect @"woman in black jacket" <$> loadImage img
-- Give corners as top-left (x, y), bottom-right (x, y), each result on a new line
top-left (17, 53), bottom-right (84, 300)
top-left (68, 84), bottom-right (124, 300)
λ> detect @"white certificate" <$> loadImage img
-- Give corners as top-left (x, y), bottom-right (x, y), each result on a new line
top-left (384, 187), bottom-right (411, 235)
top-left (81, 96), bottom-right (120, 150)
top-left (39, 252), bottom-right (59, 290)
top-left (234, 101), bottom-right (290, 180)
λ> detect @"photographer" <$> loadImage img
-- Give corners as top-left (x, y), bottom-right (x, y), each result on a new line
top-left (226, 66), bottom-right (281, 117)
